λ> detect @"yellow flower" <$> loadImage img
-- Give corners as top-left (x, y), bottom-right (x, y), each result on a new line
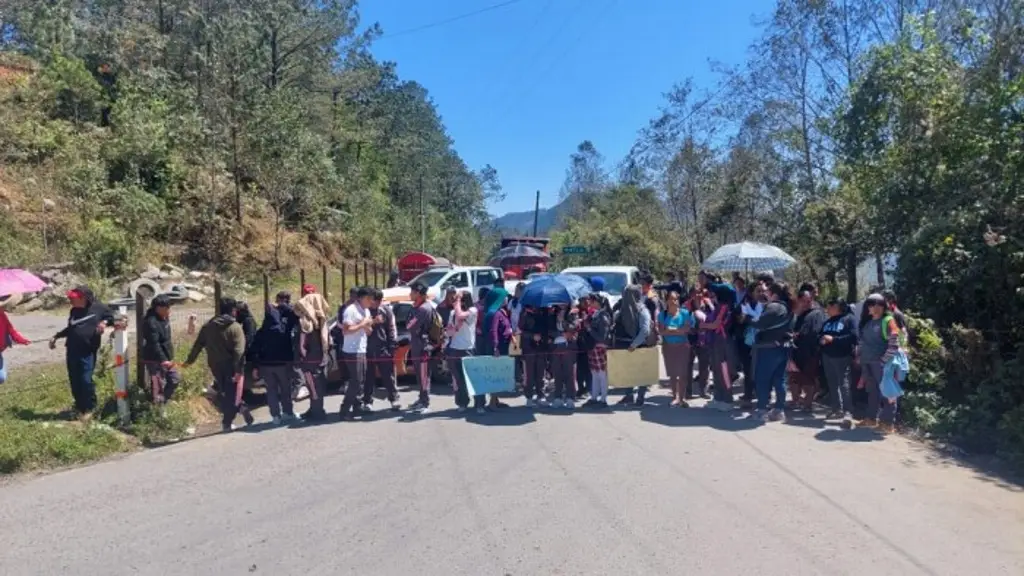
top-left (943, 235), bottom-right (954, 246)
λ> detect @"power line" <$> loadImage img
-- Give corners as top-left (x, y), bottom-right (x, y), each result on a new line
top-left (484, 0), bottom-right (588, 121)
top-left (501, 0), bottom-right (619, 115)
top-left (479, 0), bottom-right (569, 104)
top-left (377, 0), bottom-right (532, 40)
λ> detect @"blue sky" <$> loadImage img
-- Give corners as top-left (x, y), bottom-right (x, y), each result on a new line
top-left (359, 0), bottom-right (766, 217)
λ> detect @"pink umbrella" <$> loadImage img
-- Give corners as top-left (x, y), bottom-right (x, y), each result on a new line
top-left (0, 269), bottom-right (49, 297)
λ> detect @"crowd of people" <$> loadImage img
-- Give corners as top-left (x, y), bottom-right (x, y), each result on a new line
top-left (33, 269), bottom-right (910, 435)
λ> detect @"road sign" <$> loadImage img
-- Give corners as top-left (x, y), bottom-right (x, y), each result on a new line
top-left (561, 246), bottom-right (588, 255)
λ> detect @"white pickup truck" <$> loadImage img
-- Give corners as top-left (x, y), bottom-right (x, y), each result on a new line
top-left (379, 265), bottom-right (504, 304)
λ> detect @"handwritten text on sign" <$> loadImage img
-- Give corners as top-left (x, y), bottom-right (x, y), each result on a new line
top-left (462, 356), bottom-right (516, 397)
top-left (607, 347), bottom-right (661, 389)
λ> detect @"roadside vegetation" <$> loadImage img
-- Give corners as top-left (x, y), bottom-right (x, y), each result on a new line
top-left (549, 5), bottom-right (1024, 467)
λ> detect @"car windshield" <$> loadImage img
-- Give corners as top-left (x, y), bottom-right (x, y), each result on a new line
top-left (408, 269), bottom-right (449, 287)
top-left (567, 272), bottom-right (628, 296)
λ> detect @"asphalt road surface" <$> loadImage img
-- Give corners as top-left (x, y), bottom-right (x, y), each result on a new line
top-left (1, 391), bottom-right (1022, 576)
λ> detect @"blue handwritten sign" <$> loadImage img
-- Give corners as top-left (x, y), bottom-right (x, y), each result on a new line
top-left (462, 356), bottom-right (516, 397)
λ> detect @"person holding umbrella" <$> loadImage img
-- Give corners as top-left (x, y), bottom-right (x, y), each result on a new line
top-left (519, 304), bottom-right (552, 407)
top-left (518, 274), bottom-right (591, 407)
top-left (0, 307), bottom-right (30, 383)
top-left (0, 268), bottom-right (48, 384)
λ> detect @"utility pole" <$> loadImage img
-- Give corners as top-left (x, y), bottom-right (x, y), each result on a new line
top-left (419, 175), bottom-right (426, 253)
top-left (532, 190), bottom-right (540, 237)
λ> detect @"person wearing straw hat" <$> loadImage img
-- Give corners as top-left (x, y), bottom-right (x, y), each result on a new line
top-left (294, 284), bottom-right (330, 421)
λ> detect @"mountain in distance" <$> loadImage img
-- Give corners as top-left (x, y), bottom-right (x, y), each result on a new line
top-left (491, 197), bottom-right (569, 237)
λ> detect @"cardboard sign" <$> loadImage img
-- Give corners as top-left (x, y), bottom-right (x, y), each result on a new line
top-left (607, 347), bottom-right (661, 389)
top-left (462, 356), bottom-right (516, 396)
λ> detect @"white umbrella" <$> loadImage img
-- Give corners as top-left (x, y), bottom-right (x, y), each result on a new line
top-left (701, 242), bottom-right (796, 272)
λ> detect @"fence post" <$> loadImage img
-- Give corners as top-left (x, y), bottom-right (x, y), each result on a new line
top-left (341, 262), bottom-right (347, 295)
top-left (262, 273), bottom-right (270, 308)
top-left (134, 293), bottom-right (145, 396)
top-left (213, 279), bottom-right (222, 314)
top-left (363, 261), bottom-right (368, 288)
top-left (114, 305), bottom-right (131, 426)
top-left (354, 260), bottom-right (360, 287)
top-left (300, 268), bottom-right (306, 292)
top-left (321, 265), bottom-right (328, 301)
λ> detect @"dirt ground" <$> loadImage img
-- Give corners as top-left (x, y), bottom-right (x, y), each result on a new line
top-left (4, 307), bottom-right (213, 369)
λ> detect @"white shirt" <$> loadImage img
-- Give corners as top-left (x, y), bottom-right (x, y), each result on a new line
top-left (448, 307), bottom-right (477, 351)
top-left (510, 302), bottom-right (523, 332)
top-left (341, 303), bottom-right (370, 354)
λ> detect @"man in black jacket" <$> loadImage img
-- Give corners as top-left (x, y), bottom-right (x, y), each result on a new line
top-left (49, 285), bottom-right (117, 419)
top-left (141, 295), bottom-right (180, 405)
top-left (791, 285), bottom-right (827, 411)
top-left (256, 291), bottom-right (300, 425)
top-left (364, 289), bottom-right (401, 411)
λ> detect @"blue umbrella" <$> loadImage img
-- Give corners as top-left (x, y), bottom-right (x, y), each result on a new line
top-left (520, 273), bottom-right (592, 308)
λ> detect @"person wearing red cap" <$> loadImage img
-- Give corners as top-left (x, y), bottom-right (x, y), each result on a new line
top-left (48, 285), bottom-right (116, 420)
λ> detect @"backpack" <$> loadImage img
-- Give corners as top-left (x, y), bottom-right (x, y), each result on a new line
top-left (427, 308), bottom-right (445, 348)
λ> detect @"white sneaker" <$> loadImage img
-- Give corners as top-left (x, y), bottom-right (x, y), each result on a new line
top-left (271, 416), bottom-right (282, 426)
top-left (537, 397), bottom-right (550, 407)
top-left (563, 398), bottom-right (574, 410)
top-left (457, 406), bottom-right (467, 413)
top-left (526, 398), bottom-right (537, 408)
top-left (293, 386), bottom-right (310, 402)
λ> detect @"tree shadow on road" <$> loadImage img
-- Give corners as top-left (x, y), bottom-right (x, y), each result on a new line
top-left (914, 441), bottom-right (1024, 492)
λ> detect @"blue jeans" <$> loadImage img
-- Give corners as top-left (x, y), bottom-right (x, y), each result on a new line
top-left (754, 346), bottom-right (787, 411)
top-left (66, 352), bottom-right (97, 414)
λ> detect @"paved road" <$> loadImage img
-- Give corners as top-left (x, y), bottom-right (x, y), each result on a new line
top-left (1, 391), bottom-right (1022, 576)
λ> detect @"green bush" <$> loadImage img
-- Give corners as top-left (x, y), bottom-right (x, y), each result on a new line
top-left (69, 218), bottom-right (134, 277)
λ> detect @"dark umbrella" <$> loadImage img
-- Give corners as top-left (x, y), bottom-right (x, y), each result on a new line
top-left (520, 273), bottom-right (592, 308)
top-left (488, 245), bottom-right (551, 268)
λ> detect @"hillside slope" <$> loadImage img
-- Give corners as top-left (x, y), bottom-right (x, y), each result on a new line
top-left (492, 197), bottom-right (569, 236)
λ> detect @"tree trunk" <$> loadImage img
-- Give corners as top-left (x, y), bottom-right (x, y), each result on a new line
top-left (231, 126), bottom-right (242, 222)
top-left (874, 252), bottom-right (886, 289)
top-left (273, 211), bottom-right (283, 270)
top-left (269, 27), bottom-right (279, 90)
top-left (845, 248), bottom-right (858, 302)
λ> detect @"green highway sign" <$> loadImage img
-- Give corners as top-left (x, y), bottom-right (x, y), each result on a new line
top-left (561, 246), bottom-right (588, 255)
